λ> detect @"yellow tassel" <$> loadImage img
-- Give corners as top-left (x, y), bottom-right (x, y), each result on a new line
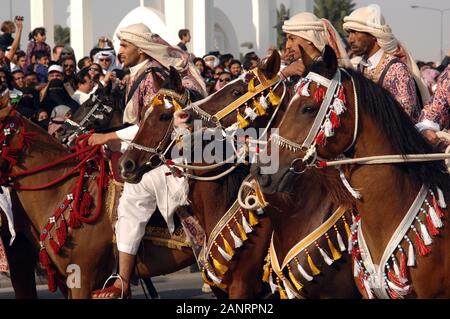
top-left (327, 234), bottom-right (342, 261)
top-left (248, 210), bottom-right (259, 227)
top-left (237, 110), bottom-right (249, 129)
top-left (221, 234), bottom-right (235, 257)
top-left (201, 269), bottom-right (216, 286)
top-left (253, 98), bottom-right (267, 116)
top-left (248, 78), bottom-right (256, 92)
top-left (152, 95), bottom-right (163, 107)
top-left (343, 217), bottom-right (352, 239)
top-left (262, 260), bottom-right (270, 283)
top-left (172, 98), bottom-right (183, 111)
top-left (210, 253), bottom-right (228, 275)
top-left (306, 251), bottom-right (321, 275)
top-left (268, 90), bottom-right (281, 107)
top-left (235, 219), bottom-right (248, 241)
top-left (287, 267), bottom-right (303, 291)
top-left (277, 278), bottom-right (287, 299)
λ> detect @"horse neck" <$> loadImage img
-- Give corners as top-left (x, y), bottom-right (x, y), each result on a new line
top-left (349, 109), bottom-right (421, 263)
top-left (268, 170), bottom-right (340, 261)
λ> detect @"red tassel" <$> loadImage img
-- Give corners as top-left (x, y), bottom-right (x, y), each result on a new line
top-left (2, 147), bottom-right (19, 165)
top-left (314, 86), bottom-right (326, 104)
top-left (338, 86), bottom-right (346, 104)
top-left (387, 286), bottom-right (401, 299)
top-left (426, 213), bottom-right (440, 236)
top-left (314, 130), bottom-right (326, 146)
top-left (400, 251), bottom-right (408, 279)
top-left (330, 111), bottom-right (340, 129)
top-left (80, 192), bottom-right (93, 216)
top-left (388, 269), bottom-right (406, 288)
top-left (432, 197), bottom-right (445, 219)
top-left (414, 232), bottom-right (431, 256)
top-left (39, 249), bottom-right (51, 268)
top-left (49, 237), bottom-right (61, 254)
top-left (56, 219), bottom-right (67, 247)
top-left (68, 210), bottom-right (81, 229)
top-left (357, 269), bottom-right (365, 291)
top-left (47, 266), bottom-right (57, 293)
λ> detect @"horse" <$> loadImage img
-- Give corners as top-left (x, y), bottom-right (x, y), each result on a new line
top-left (0, 81), bottom-right (196, 299)
top-left (252, 45), bottom-right (450, 298)
top-left (54, 82), bottom-right (124, 147)
top-left (119, 50), bottom-right (292, 298)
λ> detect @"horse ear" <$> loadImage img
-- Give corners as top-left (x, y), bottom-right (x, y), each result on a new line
top-left (322, 45), bottom-right (338, 75)
top-left (260, 49), bottom-right (281, 79)
top-left (299, 45), bottom-right (315, 68)
top-left (169, 66), bottom-right (183, 94)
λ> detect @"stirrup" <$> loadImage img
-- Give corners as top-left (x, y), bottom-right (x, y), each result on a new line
top-left (101, 273), bottom-right (126, 299)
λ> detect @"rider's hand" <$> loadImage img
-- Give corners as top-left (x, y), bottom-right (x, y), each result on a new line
top-left (422, 129), bottom-right (440, 145)
top-left (88, 133), bottom-right (111, 146)
top-left (280, 59), bottom-right (305, 79)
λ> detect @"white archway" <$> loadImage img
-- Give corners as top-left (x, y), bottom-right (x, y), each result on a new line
top-left (213, 7), bottom-right (239, 57)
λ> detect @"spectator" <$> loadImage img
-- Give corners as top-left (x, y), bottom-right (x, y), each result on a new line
top-left (60, 55), bottom-right (77, 92)
top-left (0, 20), bottom-right (16, 48)
top-left (93, 49), bottom-right (116, 73)
top-left (40, 77), bottom-right (79, 115)
top-left (0, 16), bottom-right (23, 72)
top-left (47, 64), bottom-right (64, 82)
top-left (14, 50), bottom-right (27, 72)
top-left (203, 54), bottom-right (220, 70)
top-left (34, 109), bottom-right (50, 130)
top-left (220, 54), bottom-right (234, 71)
top-left (16, 86), bottom-right (39, 118)
top-left (26, 27), bottom-right (51, 68)
top-left (52, 45), bottom-right (65, 62)
top-left (98, 36), bottom-right (113, 49)
top-left (78, 56), bottom-right (92, 70)
top-left (11, 69), bottom-right (26, 91)
top-left (177, 29), bottom-right (191, 52)
top-left (72, 68), bottom-right (94, 105)
top-left (34, 50), bottom-right (50, 83)
top-left (193, 57), bottom-right (209, 79)
top-left (25, 71), bottom-right (39, 89)
top-left (88, 63), bottom-right (103, 89)
top-left (229, 59), bottom-right (242, 78)
top-left (214, 71), bottom-right (232, 92)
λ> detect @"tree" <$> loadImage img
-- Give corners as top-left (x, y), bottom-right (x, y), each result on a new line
top-left (274, 4), bottom-right (290, 50)
top-left (314, 0), bottom-right (356, 37)
top-left (54, 24), bottom-right (70, 46)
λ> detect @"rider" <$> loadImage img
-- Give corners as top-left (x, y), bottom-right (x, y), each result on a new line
top-left (342, 4), bottom-right (429, 122)
top-left (279, 12), bottom-right (352, 81)
top-left (88, 23), bottom-right (206, 299)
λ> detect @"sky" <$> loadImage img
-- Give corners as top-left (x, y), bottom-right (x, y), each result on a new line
top-left (1, 0), bottom-right (449, 63)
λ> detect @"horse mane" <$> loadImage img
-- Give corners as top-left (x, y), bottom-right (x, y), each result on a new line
top-left (343, 68), bottom-right (449, 191)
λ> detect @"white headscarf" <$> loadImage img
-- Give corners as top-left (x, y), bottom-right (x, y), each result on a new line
top-left (282, 12), bottom-right (352, 68)
top-left (343, 4), bottom-right (430, 105)
top-left (116, 23), bottom-right (206, 96)
top-left (93, 49), bottom-right (117, 73)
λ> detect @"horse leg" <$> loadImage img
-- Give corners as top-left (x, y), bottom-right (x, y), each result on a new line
top-left (4, 234), bottom-right (38, 299)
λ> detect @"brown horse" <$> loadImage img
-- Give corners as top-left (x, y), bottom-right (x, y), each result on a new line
top-left (0, 96), bottom-right (195, 299)
top-left (254, 45), bottom-right (450, 298)
top-left (119, 51), bottom-right (292, 298)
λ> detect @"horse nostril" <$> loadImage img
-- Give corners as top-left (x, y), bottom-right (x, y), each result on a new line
top-left (123, 159), bottom-right (136, 173)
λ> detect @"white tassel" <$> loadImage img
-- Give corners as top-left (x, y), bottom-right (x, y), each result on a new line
top-left (407, 240), bottom-right (415, 267)
top-left (419, 222), bottom-right (433, 246)
top-left (244, 107), bottom-right (258, 121)
top-left (437, 187), bottom-right (447, 208)
top-left (339, 168), bottom-right (361, 199)
top-left (347, 235), bottom-right (354, 255)
top-left (353, 261), bottom-right (360, 277)
top-left (230, 228), bottom-right (243, 248)
top-left (429, 206), bottom-right (444, 228)
top-left (392, 257), bottom-right (400, 277)
top-left (318, 247), bottom-right (334, 265)
top-left (363, 278), bottom-right (374, 299)
top-left (206, 269), bottom-right (223, 285)
top-left (332, 98), bottom-right (346, 115)
top-left (336, 230), bottom-right (346, 252)
top-left (259, 96), bottom-right (269, 110)
top-left (301, 81), bottom-right (311, 97)
top-left (323, 118), bottom-right (333, 137)
top-left (217, 245), bottom-right (232, 262)
top-left (256, 208), bottom-right (264, 215)
top-left (242, 215), bottom-right (253, 233)
top-left (282, 279), bottom-right (297, 299)
top-left (296, 263), bottom-right (313, 282)
top-left (387, 280), bottom-right (411, 298)
top-left (269, 273), bottom-right (278, 294)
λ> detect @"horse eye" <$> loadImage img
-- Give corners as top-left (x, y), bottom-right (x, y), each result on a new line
top-left (160, 113), bottom-right (172, 122)
top-left (302, 106), bottom-right (317, 114)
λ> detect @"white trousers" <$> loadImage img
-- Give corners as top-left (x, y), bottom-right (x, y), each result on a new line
top-left (115, 164), bottom-right (189, 255)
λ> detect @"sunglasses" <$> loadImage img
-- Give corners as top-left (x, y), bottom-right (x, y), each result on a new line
top-left (99, 58), bottom-right (111, 62)
top-left (219, 78), bottom-right (231, 83)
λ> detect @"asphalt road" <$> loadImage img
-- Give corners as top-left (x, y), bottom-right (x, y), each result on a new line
top-left (0, 269), bottom-right (216, 299)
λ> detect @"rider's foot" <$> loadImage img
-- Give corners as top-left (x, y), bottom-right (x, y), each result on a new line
top-left (91, 279), bottom-right (131, 299)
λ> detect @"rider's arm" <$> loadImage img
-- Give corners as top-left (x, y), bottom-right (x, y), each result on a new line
top-left (87, 124), bottom-right (139, 146)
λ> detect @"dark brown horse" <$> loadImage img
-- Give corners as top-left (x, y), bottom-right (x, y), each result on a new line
top-left (0, 93), bottom-right (195, 300)
top-left (254, 45), bottom-right (450, 298)
top-left (119, 51), bottom-right (292, 298)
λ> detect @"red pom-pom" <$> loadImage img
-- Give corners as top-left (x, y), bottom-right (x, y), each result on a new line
top-left (432, 197), bottom-right (445, 219)
top-left (314, 86), bottom-right (326, 104)
top-left (400, 251), bottom-right (408, 279)
top-left (330, 111), bottom-right (340, 129)
top-left (314, 130), bottom-right (326, 146)
top-left (414, 232), bottom-right (431, 256)
top-left (318, 161), bottom-right (328, 168)
top-left (56, 219), bottom-right (67, 247)
top-left (338, 86), bottom-right (346, 104)
top-left (426, 213), bottom-right (440, 236)
top-left (68, 210), bottom-right (81, 229)
top-left (49, 237), bottom-right (61, 254)
top-left (39, 249), bottom-right (51, 268)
